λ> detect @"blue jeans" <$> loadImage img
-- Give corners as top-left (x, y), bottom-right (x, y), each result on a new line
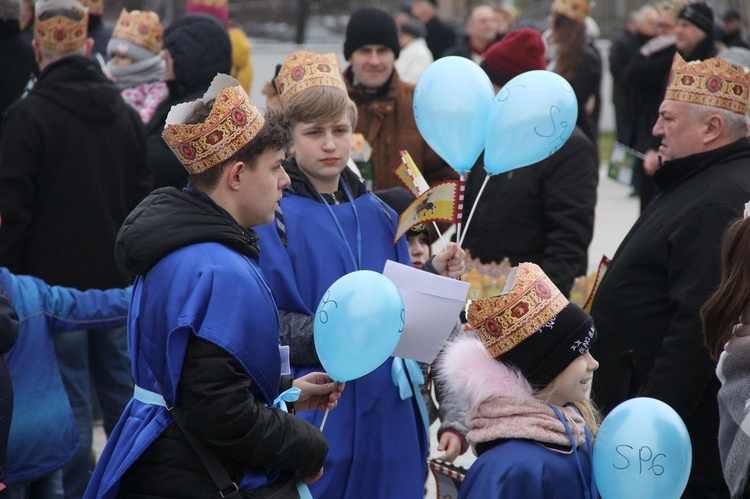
top-left (54, 326), bottom-right (132, 499)
top-left (3, 468), bottom-right (64, 499)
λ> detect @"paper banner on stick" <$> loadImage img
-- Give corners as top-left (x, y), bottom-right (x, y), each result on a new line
top-left (395, 150), bottom-right (430, 198)
top-left (393, 180), bottom-right (464, 243)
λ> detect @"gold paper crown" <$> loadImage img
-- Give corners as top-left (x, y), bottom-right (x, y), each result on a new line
top-left (274, 51), bottom-right (347, 109)
top-left (665, 53), bottom-right (750, 115)
top-left (79, 0), bottom-right (101, 15)
top-left (188, 0), bottom-right (228, 6)
top-left (112, 9), bottom-right (163, 55)
top-left (467, 262), bottom-right (569, 359)
top-left (163, 74), bottom-right (264, 175)
top-left (34, 0), bottom-right (88, 52)
top-left (551, 0), bottom-right (590, 23)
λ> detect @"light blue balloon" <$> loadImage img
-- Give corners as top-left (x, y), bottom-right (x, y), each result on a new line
top-left (484, 70), bottom-right (578, 175)
top-left (314, 270), bottom-right (405, 382)
top-left (593, 397), bottom-right (692, 499)
top-left (413, 56), bottom-right (495, 174)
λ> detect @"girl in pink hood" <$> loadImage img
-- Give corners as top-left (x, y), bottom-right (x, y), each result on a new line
top-left (439, 262), bottom-right (600, 498)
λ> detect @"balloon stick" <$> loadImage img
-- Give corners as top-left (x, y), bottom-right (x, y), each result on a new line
top-left (455, 172), bottom-right (465, 244)
top-left (319, 407), bottom-right (331, 432)
top-left (432, 222), bottom-right (447, 252)
top-left (458, 175), bottom-right (490, 247)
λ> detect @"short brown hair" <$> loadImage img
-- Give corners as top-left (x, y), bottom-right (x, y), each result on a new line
top-left (283, 86), bottom-right (358, 128)
top-left (185, 101), bottom-right (292, 190)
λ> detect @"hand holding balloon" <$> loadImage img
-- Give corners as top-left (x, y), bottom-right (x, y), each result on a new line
top-left (292, 372), bottom-right (345, 412)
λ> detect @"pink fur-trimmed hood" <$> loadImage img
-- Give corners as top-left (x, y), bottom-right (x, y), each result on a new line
top-left (437, 334), bottom-right (534, 414)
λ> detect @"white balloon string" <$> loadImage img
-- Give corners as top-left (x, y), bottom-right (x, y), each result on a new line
top-left (458, 175), bottom-right (489, 248)
top-left (319, 407), bottom-right (331, 432)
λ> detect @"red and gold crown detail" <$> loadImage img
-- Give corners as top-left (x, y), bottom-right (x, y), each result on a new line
top-left (665, 53), bottom-right (750, 115)
top-left (275, 51), bottom-right (346, 109)
top-left (188, 0), bottom-right (228, 6)
top-left (34, 0), bottom-right (88, 52)
top-left (112, 9), bottom-right (163, 55)
top-left (551, 0), bottom-right (590, 23)
top-left (163, 76), bottom-right (263, 175)
top-left (467, 262), bottom-right (569, 359)
top-left (79, 0), bottom-right (102, 15)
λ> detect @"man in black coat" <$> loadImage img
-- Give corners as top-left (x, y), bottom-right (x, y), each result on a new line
top-left (0, 0), bottom-right (151, 496)
top-left (463, 28), bottom-right (598, 298)
top-left (591, 53), bottom-right (750, 499)
top-left (609, 5), bottom-right (658, 147)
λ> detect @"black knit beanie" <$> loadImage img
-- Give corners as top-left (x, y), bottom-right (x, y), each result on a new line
top-left (344, 7), bottom-right (401, 60)
top-left (499, 303), bottom-right (597, 389)
top-left (678, 2), bottom-right (714, 35)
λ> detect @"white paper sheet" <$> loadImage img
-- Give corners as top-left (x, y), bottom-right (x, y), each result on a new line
top-left (383, 260), bottom-right (470, 363)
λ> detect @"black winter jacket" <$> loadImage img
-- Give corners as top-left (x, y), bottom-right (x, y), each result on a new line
top-left (116, 187), bottom-right (328, 498)
top-left (591, 138), bottom-right (750, 492)
top-left (462, 127), bottom-right (598, 297)
top-left (0, 56), bottom-right (151, 290)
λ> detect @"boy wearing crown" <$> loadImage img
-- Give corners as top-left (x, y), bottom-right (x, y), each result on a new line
top-left (254, 51), bottom-right (464, 499)
top-left (591, 54), bottom-right (750, 497)
top-left (85, 76), bottom-right (342, 498)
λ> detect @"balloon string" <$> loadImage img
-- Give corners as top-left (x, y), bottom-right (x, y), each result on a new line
top-left (319, 407), bottom-right (331, 432)
top-left (458, 175), bottom-right (489, 248)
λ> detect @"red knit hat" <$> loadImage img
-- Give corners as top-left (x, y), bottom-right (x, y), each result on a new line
top-left (480, 28), bottom-right (547, 87)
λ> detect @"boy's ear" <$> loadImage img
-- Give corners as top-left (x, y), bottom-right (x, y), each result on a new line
top-left (225, 161), bottom-right (245, 190)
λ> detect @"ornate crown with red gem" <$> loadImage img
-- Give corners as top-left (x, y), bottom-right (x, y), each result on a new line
top-left (551, 0), bottom-right (590, 24)
top-left (34, 0), bottom-right (88, 52)
top-left (163, 74), bottom-right (264, 175)
top-left (467, 262), bottom-right (569, 359)
top-left (79, 0), bottom-right (102, 15)
top-left (274, 51), bottom-right (347, 109)
top-left (665, 53), bottom-right (750, 115)
top-left (111, 9), bottom-right (163, 55)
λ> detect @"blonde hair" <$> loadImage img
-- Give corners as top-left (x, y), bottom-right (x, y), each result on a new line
top-left (283, 86), bottom-right (358, 128)
top-left (535, 379), bottom-right (602, 436)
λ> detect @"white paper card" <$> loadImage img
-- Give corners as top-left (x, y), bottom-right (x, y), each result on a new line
top-left (384, 260), bottom-right (470, 364)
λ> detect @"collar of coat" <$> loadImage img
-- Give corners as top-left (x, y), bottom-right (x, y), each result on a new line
top-left (653, 137), bottom-right (750, 189)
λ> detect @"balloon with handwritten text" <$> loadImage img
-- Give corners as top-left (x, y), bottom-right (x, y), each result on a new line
top-left (413, 56), bottom-right (494, 174)
top-left (593, 397), bottom-right (692, 499)
top-left (314, 270), bottom-right (405, 382)
top-left (484, 70), bottom-right (578, 175)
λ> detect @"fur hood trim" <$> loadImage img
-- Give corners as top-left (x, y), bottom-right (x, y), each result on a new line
top-left (437, 334), bottom-right (534, 414)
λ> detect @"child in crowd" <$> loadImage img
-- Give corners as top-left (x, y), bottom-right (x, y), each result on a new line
top-left (375, 186), bottom-right (467, 461)
top-left (439, 262), bottom-right (599, 498)
top-left (701, 214), bottom-right (750, 498)
top-left (255, 51), bottom-right (464, 498)
top-left (0, 266), bottom-right (129, 498)
top-left (105, 9), bottom-right (167, 124)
